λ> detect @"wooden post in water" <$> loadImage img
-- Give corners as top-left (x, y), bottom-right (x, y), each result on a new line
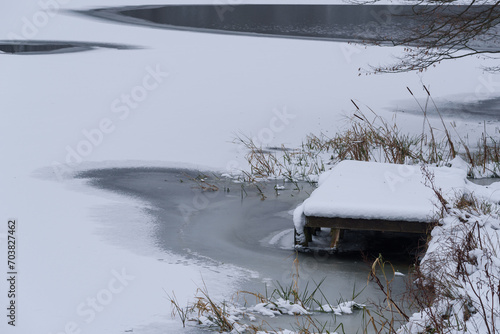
top-left (330, 228), bottom-right (341, 248)
top-left (303, 227), bottom-right (313, 247)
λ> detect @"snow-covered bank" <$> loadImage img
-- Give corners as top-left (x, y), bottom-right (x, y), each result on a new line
top-left (401, 199), bottom-right (500, 333)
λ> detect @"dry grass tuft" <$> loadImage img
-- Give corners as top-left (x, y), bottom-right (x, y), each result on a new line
top-left (235, 86), bottom-right (500, 185)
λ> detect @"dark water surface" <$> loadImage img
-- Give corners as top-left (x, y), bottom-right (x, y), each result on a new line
top-left (80, 4), bottom-right (500, 49)
top-left (407, 96), bottom-right (500, 121)
top-left (0, 40), bottom-right (136, 55)
top-left (77, 167), bottom-right (420, 332)
top-left (81, 4), bottom-right (416, 43)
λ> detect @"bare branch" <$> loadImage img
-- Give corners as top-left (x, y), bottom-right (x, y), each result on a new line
top-left (356, 0), bottom-right (500, 72)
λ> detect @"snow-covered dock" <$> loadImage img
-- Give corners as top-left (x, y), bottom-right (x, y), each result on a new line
top-left (294, 160), bottom-right (467, 248)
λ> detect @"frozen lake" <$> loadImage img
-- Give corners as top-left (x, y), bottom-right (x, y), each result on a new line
top-left (3, 2), bottom-right (500, 334)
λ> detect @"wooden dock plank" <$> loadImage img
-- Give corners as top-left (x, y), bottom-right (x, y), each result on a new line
top-left (305, 216), bottom-right (432, 234)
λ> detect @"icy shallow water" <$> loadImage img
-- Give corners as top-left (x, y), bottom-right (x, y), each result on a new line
top-left (77, 167), bottom-right (420, 332)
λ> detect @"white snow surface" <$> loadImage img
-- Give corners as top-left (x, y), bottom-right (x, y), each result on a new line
top-left (1, 0), bottom-right (500, 333)
top-left (316, 301), bottom-right (365, 315)
top-left (249, 298), bottom-right (311, 317)
top-left (398, 209), bottom-right (500, 333)
top-left (294, 161), bottom-right (467, 232)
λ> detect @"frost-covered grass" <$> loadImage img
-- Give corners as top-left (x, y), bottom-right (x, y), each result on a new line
top-left (237, 115), bottom-right (500, 184)
top-left (235, 88), bottom-right (500, 185)
top-left (169, 263), bottom-right (366, 334)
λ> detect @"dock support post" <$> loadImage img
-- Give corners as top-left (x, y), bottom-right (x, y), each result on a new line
top-left (303, 227), bottom-right (313, 247)
top-left (330, 228), bottom-right (341, 248)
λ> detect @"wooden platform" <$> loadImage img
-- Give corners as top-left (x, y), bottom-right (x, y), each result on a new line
top-left (295, 216), bottom-right (433, 248)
